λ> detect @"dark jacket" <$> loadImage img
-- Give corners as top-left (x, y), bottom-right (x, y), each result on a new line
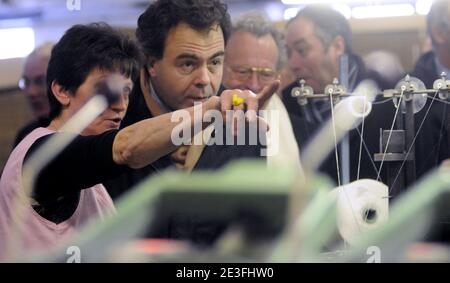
top-left (104, 83), bottom-right (264, 199)
top-left (281, 54), bottom-right (397, 186)
top-left (411, 51), bottom-right (440, 89)
top-left (282, 53), bottom-right (367, 122)
top-left (282, 51), bottom-right (449, 192)
top-left (103, 81), bottom-right (264, 245)
top-left (410, 51), bottom-right (450, 242)
top-left (409, 51), bottom-right (450, 178)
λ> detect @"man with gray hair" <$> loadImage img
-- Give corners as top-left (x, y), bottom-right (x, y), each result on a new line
top-left (223, 12), bottom-right (286, 83)
top-left (14, 43), bottom-right (53, 146)
top-left (222, 12), bottom-right (302, 171)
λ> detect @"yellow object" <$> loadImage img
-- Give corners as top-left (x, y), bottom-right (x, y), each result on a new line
top-left (232, 93), bottom-right (245, 106)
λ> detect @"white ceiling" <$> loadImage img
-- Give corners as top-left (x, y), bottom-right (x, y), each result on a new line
top-left (0, 0), bottom-right (283, 25)
top-left (0, 0), bottom-right (426, 49)
top-left (0, 0), bottom-right (422, 28)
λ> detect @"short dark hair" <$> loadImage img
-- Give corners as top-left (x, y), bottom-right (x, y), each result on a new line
top-left (136, 0), bottom-right (231, 60)
top-left (46, 23), bottom-right (142, 120)
top-left (288, 5), bottom-right (353, 54)
top-left (427, 0), bottom-right (450, 47)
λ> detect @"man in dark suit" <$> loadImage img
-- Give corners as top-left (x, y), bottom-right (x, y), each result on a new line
top-left (408, 0), bottom-right (450, 178)
top-left (281, 5), bottom-right (396, 187)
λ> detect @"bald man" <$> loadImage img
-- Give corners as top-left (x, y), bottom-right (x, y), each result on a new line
top-left (14, 43), bottom-right (53, 146)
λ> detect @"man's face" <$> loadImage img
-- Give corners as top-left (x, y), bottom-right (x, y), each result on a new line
top-left (148, 22), bottom-right (225, 110)
top-left (433, 5), bottom-right (450, 64)
top-left (285, 17), bottom-right (341, 93)
top-left (223, 31), bottom-right (279, 93)
top-left (65, 69), bottom-right (133, 136)
top-left (21, 55), bottom-right (50, 118)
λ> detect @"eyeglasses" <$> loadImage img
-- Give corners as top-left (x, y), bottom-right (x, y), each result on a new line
top-left (18, 75), bottom-right (46, 90)
top-left (229, 66), bottom-right (278, 83)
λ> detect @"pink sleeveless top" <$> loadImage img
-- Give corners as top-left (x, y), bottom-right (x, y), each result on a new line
top-left (0, 128), bottom-right (116, 261)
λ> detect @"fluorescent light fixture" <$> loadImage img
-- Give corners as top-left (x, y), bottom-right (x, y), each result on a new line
top-left (352, 4), bottom-right (416, 19)
top-left (332, 4), bottom-right (352, 19)
top-left (282, 0), bottom-right (362, 4)
top-left (284, 7), bottom-right (301, 20)
top-left (415, 0), bottom-right (433, 15)
top-left (265, 3), bottom-right (285, 21)
top-left (0, 27), bottom-right (35, 60)
top-left (284, 4), bottom-right (351, 20)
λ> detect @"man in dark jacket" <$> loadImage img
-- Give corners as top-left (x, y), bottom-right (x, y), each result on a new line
top-left (405, 0), bottom-right (450, 242)
top-left (14, 43), bottom-right (53, 146)
top-left (282, 5), bottom-right (396, 187)
top-left (282, 5), bottom-right (367, 122)
top-left (409, 0), bottom-right (450, 178)
top-left (103, 0), bottom-right (278, 245)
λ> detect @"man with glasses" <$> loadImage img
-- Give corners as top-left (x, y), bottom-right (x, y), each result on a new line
top-left (227, 66), bottom-right (278, 87)
top-left (222, 12), bottom-right (302, 170)
top-left (14, 43), bottom-right (53, 146)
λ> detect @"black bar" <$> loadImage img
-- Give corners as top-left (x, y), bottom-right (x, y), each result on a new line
top-left (404, 98), bottom-right (416, 186)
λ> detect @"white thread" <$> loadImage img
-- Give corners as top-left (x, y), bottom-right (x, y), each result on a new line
top-left (390, 90), bottom-right (440, 192)
top-left (357, 96), bottom-right (367, 180)
top-left (329, 94), bottom-right (341, 187)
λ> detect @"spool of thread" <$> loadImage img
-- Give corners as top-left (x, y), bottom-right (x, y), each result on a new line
top-left (332, 179), bottom-right (389, 246)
